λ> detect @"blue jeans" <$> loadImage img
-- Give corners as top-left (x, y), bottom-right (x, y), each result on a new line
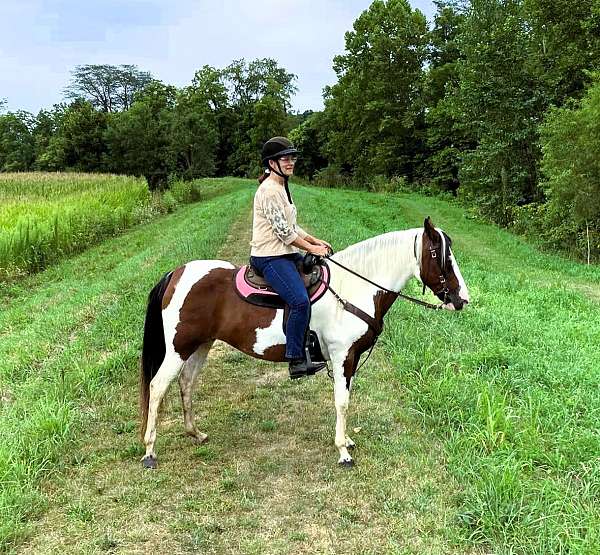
top-left (250, 253), bottom-right (309, 360)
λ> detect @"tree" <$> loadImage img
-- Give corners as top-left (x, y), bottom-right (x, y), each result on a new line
top-left (422, 1), bottom-right (471, 193)
top-left (323, 0), bottom-right (429, 183)
top-left (0, 111), bottom-right (35, 171)
top-left (451, 0), bottom-right (547, 225)
top-left (32, 104), bottom-right (67, 169)
top-left (104, 81), bottom-right (176, 190)
top-left (538, 73), bottom-right (600, 259)
top-left (223, 58), bottom-right (297, 110)
top-left (288, 112), bottom-right (329, 179)
top-left (64, 64), bottom-right (153, 112)
top-left (221, 58), bottom-right (297, 176)
top-left (37, 100), bottom-right (108, 171)
top-left (170, 85), bottom-right (219, 180)
top-left (190, 65), bottom-right (235, 176)
top-left (525, 0), bottom-right (600, 104)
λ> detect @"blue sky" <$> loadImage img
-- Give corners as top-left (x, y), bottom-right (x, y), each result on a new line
top-left (0, 1), bottom-right (436, 115)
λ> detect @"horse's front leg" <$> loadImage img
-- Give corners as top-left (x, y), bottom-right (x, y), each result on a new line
top-left (332, 355), bottom-right (355, 467)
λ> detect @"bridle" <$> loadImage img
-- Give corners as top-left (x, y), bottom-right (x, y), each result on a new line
top-left (314, 233), bottom-right (457, 375)
top-left (319, 231), bottom-right (454, 329)
top-left (422, 241), bottom-right (451, 305)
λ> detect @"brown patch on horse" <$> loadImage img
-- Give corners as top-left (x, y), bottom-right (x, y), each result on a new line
top-left (342, 290), bottom-right (398, 388)
top-left (173, 267), bottom-right (287, 362)
top-left (161, 266), bottom-right (185, 309)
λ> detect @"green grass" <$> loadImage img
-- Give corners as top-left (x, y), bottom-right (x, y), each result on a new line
top-left (297, 185), bottom-right (600, 554)
top-left (0, 178), bottom-right (251, 551)
top-left (1, 179), bottom-right (599, 554)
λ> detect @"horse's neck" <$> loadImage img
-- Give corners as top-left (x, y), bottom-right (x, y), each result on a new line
top-left (333, 230), bottom-right (421, 293)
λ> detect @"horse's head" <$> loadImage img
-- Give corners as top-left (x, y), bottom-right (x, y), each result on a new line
top-left (418, 217), bottom-right (470, 311)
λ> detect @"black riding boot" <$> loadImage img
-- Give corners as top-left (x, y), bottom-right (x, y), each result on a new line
top-left (288, 358), bottom-right (327, 379)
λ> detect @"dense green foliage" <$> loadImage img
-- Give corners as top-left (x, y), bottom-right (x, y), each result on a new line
top-left (295, 0), bottom-right (600, 260)
top-left (0, 59), bottom-right (294, 189)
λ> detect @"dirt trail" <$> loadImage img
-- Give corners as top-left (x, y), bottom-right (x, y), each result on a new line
top-left (17, 209), bottom-right (480, 555)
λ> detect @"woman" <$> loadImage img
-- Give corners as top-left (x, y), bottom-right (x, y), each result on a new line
top-left (250, 137), bottom-right (331, 379)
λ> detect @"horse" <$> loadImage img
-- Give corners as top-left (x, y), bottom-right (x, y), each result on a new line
top-left (139, 217), bottom-right (469, 469)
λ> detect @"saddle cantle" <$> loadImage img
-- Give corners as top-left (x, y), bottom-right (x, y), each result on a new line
top-left (234, 261), bottom-right (330, 309)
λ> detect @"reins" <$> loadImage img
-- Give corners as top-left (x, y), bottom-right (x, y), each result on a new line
top-left (317, 250), bottom-right (441, 375)
top-left (324, 256), bottom-right (442, 311)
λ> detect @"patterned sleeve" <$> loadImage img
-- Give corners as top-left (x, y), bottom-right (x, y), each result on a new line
top-left (262, 194), bottom-right (298, 245)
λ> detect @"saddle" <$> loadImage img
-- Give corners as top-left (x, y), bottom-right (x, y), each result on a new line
top-left (234, 255), bottom-right (330, 365)
top-left (234, 256), bottom-right (330, 310)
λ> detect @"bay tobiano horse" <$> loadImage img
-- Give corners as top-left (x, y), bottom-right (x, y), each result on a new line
top-left (139, 217), bottom-right (469, 469)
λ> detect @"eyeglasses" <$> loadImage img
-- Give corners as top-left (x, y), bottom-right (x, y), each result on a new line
top-left (278, 156), bottom-right (298, 163)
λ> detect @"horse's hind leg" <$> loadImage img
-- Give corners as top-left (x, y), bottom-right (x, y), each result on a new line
top-left (142, 350), bottom-right (185, 468)
top-left (179, 341), bottom-right (213, 444)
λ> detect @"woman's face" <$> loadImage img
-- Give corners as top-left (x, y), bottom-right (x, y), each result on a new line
top-left (270, 155), bottom-right (297, 176)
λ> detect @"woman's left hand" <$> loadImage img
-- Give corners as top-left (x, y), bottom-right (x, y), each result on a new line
top-left (315, 238), bottom-right (332, 249)
top-left (315, 239), bottom-right (333, 254)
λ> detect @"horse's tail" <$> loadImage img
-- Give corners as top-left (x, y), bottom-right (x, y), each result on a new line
top-left (140, 271), bottom-right (172, 439)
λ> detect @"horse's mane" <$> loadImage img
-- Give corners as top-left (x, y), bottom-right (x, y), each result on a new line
top-left (332, 230), bottom-right (419, 288)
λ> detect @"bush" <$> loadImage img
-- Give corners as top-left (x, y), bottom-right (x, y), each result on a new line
top-left (313, 165), bottom-right (352, 189)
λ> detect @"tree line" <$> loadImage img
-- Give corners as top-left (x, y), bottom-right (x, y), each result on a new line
top-left (1, 0), bottom-right (599, 260)
top-left (291, 0), bottom-right (600, 261)
top-left (0, 60), bottom-right (301, 190)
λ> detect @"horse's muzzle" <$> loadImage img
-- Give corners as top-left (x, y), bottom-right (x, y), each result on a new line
top-left (442, 294), bottom-right (468, 311)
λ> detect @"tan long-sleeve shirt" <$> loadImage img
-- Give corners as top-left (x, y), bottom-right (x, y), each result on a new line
top-left (250, 178), bottom-right (307, 257)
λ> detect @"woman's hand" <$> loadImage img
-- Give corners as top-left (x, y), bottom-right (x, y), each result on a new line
top-left (306, 235), bottom-right (333, 254)
top-left (314, 238), bottom-right (332, 250)
top-left (309, 244), bottom-right (330, 257)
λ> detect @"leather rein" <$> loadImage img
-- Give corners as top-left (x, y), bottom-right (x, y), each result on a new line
top-left (315, 234), bottom-right (448, 374)
top-left (321, 234), bottom-right (443, 337)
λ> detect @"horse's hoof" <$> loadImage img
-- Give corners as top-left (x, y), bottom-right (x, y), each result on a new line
top-left (346, 443), bottom-right (356, 451)
top-left (142, 455), bottom-right (157, 469)
top-left (195, 434), bottom-right (209, 445)
top-left (188, 432), bottom-right (209, 445)
top-left (338, 459), bottom-right (355, 468)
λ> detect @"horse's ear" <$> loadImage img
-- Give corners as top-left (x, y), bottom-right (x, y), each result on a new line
top-left (424, 217), bottom-right (437, 240)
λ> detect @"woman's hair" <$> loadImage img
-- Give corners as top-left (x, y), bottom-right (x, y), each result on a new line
top-left (258, 169), bottom-right (269, 184)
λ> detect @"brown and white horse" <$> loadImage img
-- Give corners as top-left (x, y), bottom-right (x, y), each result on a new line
top-left (139, 218), bottom-right (469, 468)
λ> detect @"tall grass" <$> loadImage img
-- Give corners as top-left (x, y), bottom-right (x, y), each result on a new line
top-left (0, 173), bottom-right (150, 279)
top-left (0, 173), bottom-right (248, 281)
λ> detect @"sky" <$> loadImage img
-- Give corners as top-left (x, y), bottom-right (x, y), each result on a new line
top-left (0, 0), bottom-right (437, 115)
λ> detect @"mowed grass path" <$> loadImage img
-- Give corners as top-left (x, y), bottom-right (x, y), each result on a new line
top-left (3, 179), bottom-right (599, 554)
top-left (6, 182), bottom-right (479, 555)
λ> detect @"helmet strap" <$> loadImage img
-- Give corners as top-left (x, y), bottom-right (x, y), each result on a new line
top-left (267, 159), bottom-right (293, 204)
top-left (276, 160), bottom-right (293, 204)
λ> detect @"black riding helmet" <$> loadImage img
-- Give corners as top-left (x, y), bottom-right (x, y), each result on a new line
top-left (261, 137), bottom-right (299, 204)
top-left (261, 137), bottom-right (300, 166)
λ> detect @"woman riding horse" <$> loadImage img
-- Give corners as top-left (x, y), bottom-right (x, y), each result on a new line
top-left (250, 137), bottom-right (332, 379)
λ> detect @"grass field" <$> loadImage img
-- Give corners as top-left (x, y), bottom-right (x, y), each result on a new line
top-left (1, 178), bottom-right (599, 554)
top-left (0, 173), bottom-right (150, 279)
top-left (0, 173), bottom-right (246, 281)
